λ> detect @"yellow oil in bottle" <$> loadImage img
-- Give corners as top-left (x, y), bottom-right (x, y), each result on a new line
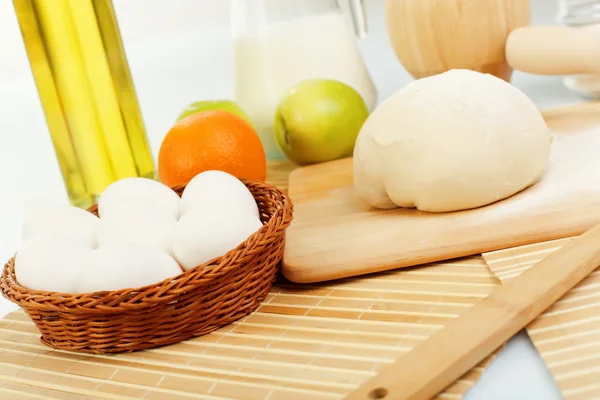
top-left (13, 0), bottom-right (156, 209)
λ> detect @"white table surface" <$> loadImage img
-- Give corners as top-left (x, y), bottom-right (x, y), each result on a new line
top-left (0, 0), bottom-right (584, 398)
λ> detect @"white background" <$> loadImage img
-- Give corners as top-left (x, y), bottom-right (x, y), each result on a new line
top-left (0, 1), bottom-right (584, 398)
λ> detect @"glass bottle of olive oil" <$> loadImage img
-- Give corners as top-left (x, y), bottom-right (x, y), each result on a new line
top-left (13, 0), bottom-right (156, 209)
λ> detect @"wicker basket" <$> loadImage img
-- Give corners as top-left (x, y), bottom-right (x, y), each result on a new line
top-left (0, 179), bottom-right (293, 354)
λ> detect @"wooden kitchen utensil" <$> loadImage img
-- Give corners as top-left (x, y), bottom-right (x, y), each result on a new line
top-left (484, 237), bottom-right (600, 400)
top-left (506, 25), bottom-right (600, 76)
top-left (344, 220), bottom-right (600, 400)
top-left (384, 0), bottom-right (530, 82)
top-left (282, 102), bottom-right (600, 283)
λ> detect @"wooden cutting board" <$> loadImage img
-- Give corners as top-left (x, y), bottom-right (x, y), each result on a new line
top-left (282, 101), bottom-right (600, 283)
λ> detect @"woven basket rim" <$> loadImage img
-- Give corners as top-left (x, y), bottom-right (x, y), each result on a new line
top-left (1, 179), bottom-right (293, 313)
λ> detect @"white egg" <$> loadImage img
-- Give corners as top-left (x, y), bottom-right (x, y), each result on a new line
top-left (179, 170), bottom-right (259, 218)
top-left (15, 235), bottom-right (93, 293)
top-left (172, 206), bottom-right (263, 270)
top-left (77, 242), bottom-right (183, 293)
top-left (98, 177), bottom-right (180, 219)
top-left (21, 204), bottom-right (99, 248)
top-left (97, 197), bottom-right (177, 256)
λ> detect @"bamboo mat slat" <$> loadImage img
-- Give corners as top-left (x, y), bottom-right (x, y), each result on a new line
top-left (483, 237), bottom-right (600, 400)
top-left (0, 161), bottom-right (501, 399)
top-left (0, 255), bottom-right (501, 400)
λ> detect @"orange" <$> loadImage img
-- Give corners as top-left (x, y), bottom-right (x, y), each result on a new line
top-left (158, 110), bottom-right (267, 187)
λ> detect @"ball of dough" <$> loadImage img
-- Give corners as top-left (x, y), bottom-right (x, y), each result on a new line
top-left (353, 69), bottom-right (552, 213)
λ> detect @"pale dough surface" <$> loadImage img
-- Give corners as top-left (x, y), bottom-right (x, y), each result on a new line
top-left (353, 69), bottom-right (552, 212)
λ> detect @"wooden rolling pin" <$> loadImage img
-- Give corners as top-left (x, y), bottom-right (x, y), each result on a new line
top-left (506, 25), bottom-right (600, 75)
top-left (344, 221), bottom-right (600, 400)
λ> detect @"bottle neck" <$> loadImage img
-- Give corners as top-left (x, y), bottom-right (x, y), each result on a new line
top-left (558, 0), bottom-right (600, 26)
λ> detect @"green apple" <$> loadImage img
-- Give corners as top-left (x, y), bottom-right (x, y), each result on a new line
top-left (273, 79), bottom-right (369, 166)
top-left (177, 100), bottom-right (253, 125)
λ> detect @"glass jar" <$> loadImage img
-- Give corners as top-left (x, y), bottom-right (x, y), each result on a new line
top-left (13, 0), bottom-right (155, 209)
top-left (558, 0), bottom-right (600, 25)
top-left (556, 0), bottom-right (600, 98)
top-left (231, 0), bottom-right (377, 160)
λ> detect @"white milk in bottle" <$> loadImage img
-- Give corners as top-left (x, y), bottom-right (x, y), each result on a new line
top-left (233, 10), bottom-right (377, 160)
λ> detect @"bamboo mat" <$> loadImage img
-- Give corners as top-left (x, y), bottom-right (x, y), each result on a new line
top-left (0, 255), bottom-right (501, 400)
top-left (0, 161), bottom-right (501, 399)
top-left (483, 237), bottom-right (600, 400)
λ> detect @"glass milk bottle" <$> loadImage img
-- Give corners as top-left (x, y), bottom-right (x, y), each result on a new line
top-left (231, 0), bottom-right (377, 160)
top-left (557, 0), bottom-right (600, 98)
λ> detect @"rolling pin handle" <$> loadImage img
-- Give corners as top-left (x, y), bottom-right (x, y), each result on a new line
top-left (506, 25), bottom-right (600, 76)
